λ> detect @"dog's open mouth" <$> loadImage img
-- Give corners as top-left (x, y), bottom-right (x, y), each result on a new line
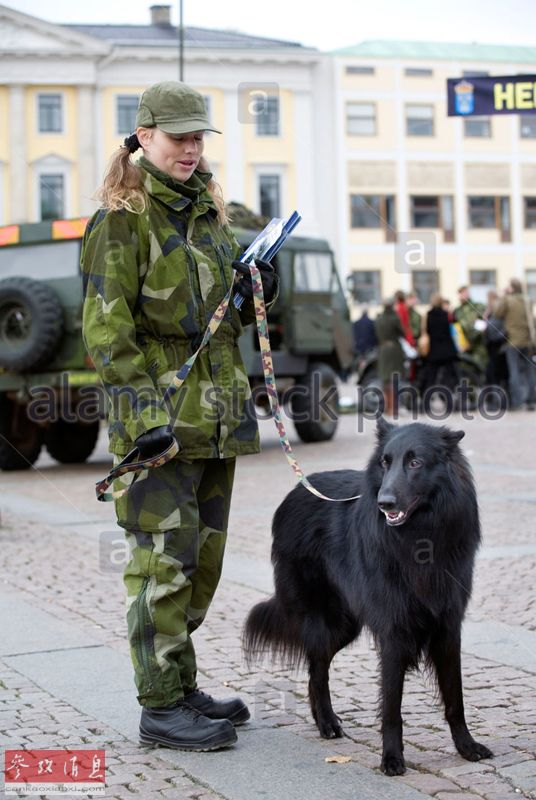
top-left (381, 497), bottom-right (421, 527)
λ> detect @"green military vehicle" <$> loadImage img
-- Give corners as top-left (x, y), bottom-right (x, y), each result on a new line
top-left (0, 216), bottom-right (354, 470)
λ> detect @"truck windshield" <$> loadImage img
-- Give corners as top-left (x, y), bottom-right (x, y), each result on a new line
top-left (0, 240), bottom-right (80, 279)
top-left (294, 252), bottom-right (333, 292)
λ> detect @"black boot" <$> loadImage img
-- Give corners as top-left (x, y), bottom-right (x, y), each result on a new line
top-left (139, 700), bottom-right (237, 751)
top-left (184, 689), bottom-right (250, 726)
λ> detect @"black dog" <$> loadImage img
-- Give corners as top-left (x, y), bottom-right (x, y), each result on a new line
top-left (243, 420), bottom-right (493, 775)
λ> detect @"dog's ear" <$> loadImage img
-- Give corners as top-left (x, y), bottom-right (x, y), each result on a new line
top-left (440, 428), bottom-right (465, 451)
top-left (376, 417), bottom-right (394, 442)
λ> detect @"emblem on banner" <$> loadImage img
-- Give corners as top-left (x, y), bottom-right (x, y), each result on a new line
top-left (454, 80), bottom-right (475, 115)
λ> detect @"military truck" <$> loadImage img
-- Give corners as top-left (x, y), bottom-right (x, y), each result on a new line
top-left (0, 216), bottom-right (354, 470)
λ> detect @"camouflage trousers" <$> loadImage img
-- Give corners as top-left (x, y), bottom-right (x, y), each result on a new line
top-left (114, 456), bottom-right (236, 708)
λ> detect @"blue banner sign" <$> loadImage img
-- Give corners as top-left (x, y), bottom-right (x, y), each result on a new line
top-left (447, 75), bottom-right (536, 116)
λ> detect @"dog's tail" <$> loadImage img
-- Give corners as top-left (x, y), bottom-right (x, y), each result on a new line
top-left (242, 596), bottom-right (305, 669)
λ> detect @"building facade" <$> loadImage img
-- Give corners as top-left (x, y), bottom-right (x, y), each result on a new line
top-left (1, 4), bottom-right (536, 306)
top-left (0, 3), bottom-right (334, 241)
top-left (333, 41), bottom-right (536, 305)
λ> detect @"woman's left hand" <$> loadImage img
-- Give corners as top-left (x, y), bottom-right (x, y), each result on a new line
top-left (232, 259), bottom-right (278, 303)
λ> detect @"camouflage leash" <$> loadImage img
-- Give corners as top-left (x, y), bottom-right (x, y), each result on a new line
top-left (247, 262), bottom-right (361, 503)
top-left (96, 267), bottom-right (360, 503)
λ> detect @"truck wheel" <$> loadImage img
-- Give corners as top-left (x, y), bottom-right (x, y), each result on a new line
top-left (291, 362), bottom-right (339, 442)
top-left (45, 419), bottom-right (100, 464)
top-left (0, 277), bottom-right (64, 371)
top-left (0, 395), bottom-right (43, 470)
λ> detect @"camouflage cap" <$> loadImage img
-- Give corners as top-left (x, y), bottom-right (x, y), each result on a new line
top-left (135, 81), bottom-right (221, 135)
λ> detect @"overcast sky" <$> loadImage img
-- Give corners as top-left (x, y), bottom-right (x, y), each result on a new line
top-left (7, 0), bottom-right (536, 51)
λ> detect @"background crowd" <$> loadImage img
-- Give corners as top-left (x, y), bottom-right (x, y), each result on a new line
top-left (353, 281), bottom-right (536, 414)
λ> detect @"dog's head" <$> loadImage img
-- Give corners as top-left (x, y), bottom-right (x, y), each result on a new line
top-left (372, 418), bottom-right (465, 527)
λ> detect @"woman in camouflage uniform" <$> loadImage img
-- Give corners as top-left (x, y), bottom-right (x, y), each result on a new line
top-left (81, 82), bottom-right (277, 751)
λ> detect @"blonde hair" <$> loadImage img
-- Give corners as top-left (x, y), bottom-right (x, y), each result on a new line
top-left (93, 140), bottom-right (229, 225)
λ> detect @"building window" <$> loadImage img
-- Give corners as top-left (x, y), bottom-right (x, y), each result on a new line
top-left (520, 116), bottom-right (536, 139)
top-left (39, 174), bottom-right (64, 220)
top-left (345, 65), bottom-right (375, 75)
top-left (468, 196), bottom-right (511, 240)
top-left (404, 67), bottom-right (433, 77)
top-left (348, 270), bottom-right (381, 303)
top-left (259, 175), bottom-right (280, 218)
top-left (442, 196), bottom-right (455, 242)
top-left (469, 269), bottom-right (497, 305)
top-left (410, 196), bottom-right (455, 240)
top-left (405, 104), bottom-right (434, 136)
top-left (116, 95), bottom-right (140, 135)
top-left (499, 197), bottom-right (511, 241)
top-left (255, 96), bottom-right (279, 136)
top-left (38, 94), bottom-right (63, 133)
top-left (467, 196), bottom-right (496, 228)
top-left (351, 195), bottom-right (382, 228)
top-left (526, 269), bottom-right (536, 301)
top-left (346, 103), bottom-right (376, 136)
top-left (412, 270), bottom-right (439, 304)
top-left (524, 197), bottom-right (536, 228)
top-left (410, 196), bottom-right (439, 228)
top-left (462, 70), bottom-right (489, 77)
top-left (350, 195), bottom-right (396, 241)
top-left (464, 116), bottom-right (491, 138)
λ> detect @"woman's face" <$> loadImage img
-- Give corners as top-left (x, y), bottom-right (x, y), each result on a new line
top-left (137, 126), bottom-right (205, 181)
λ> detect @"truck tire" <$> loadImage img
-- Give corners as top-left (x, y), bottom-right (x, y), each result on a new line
top-left (0, 277), bottom-right (64, 371)
top-left (45, 419), bottom-right (100, 464)
top-left (0, 395), bottom-right (43, 470)
top-left (291, 362), bottom-right (339, 442)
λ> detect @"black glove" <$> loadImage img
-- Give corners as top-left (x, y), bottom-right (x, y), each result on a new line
top-left (232, 258), bottom-right (278, 304)
top-left (135, 425), bottom-right (176, 460)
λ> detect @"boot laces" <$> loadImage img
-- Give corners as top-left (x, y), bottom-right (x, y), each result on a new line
top-left (177, 700), bottom-right (204, 721)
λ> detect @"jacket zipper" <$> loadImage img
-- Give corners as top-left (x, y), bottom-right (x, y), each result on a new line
top-left (187, 220), bottom-right (225, 457)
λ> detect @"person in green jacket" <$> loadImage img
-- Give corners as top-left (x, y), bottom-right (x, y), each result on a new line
top-left (374, 298), bottom-right (405, 416)
top-left (81, 81), bottom-right (278, 751)
top-left (453, 285), bottom-right (488, 371)
top-left (494, 279), bottom-right (536, 410)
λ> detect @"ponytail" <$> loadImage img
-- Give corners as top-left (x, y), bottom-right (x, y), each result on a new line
top-left (93, 134), bottom-right (147, 213)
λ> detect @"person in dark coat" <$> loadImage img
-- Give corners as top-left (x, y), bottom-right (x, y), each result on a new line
top-left (374, 298), bottom-right (405, 415)
top-left (483, 289), bottom-right (508, 401)
top-left (419, 293), bottom-right (460, 407)
top-left (353, 308), bottom-right (378, 358)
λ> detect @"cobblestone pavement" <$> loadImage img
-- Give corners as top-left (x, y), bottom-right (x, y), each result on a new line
top-left (1, 404), bottom-right (535, 799)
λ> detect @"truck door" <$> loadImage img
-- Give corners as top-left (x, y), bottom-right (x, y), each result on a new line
top-left (287, 251), bottom-right (334, 354)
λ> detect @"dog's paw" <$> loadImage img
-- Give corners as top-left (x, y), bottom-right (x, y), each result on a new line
top-left (381, 753), bottom-right (406, 776)
top-left (317, 715), bottom-right (344, 739)
top-left (456, 738), bottom-right (493, 762)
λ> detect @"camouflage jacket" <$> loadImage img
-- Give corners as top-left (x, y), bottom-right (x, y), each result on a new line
top-left (453, 299), bottom-right (488, 369)
top-left (81, 161), bottom-right (261, 459)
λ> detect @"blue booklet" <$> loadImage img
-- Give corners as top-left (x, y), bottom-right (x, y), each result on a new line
top-left (233, 210), bottom-right (301, 309)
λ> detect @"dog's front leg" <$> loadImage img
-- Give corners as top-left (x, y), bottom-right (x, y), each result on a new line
top-left (429, 630), bottom-right (493, 762)
top-left (379, 642), bottom-right (408, 776)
